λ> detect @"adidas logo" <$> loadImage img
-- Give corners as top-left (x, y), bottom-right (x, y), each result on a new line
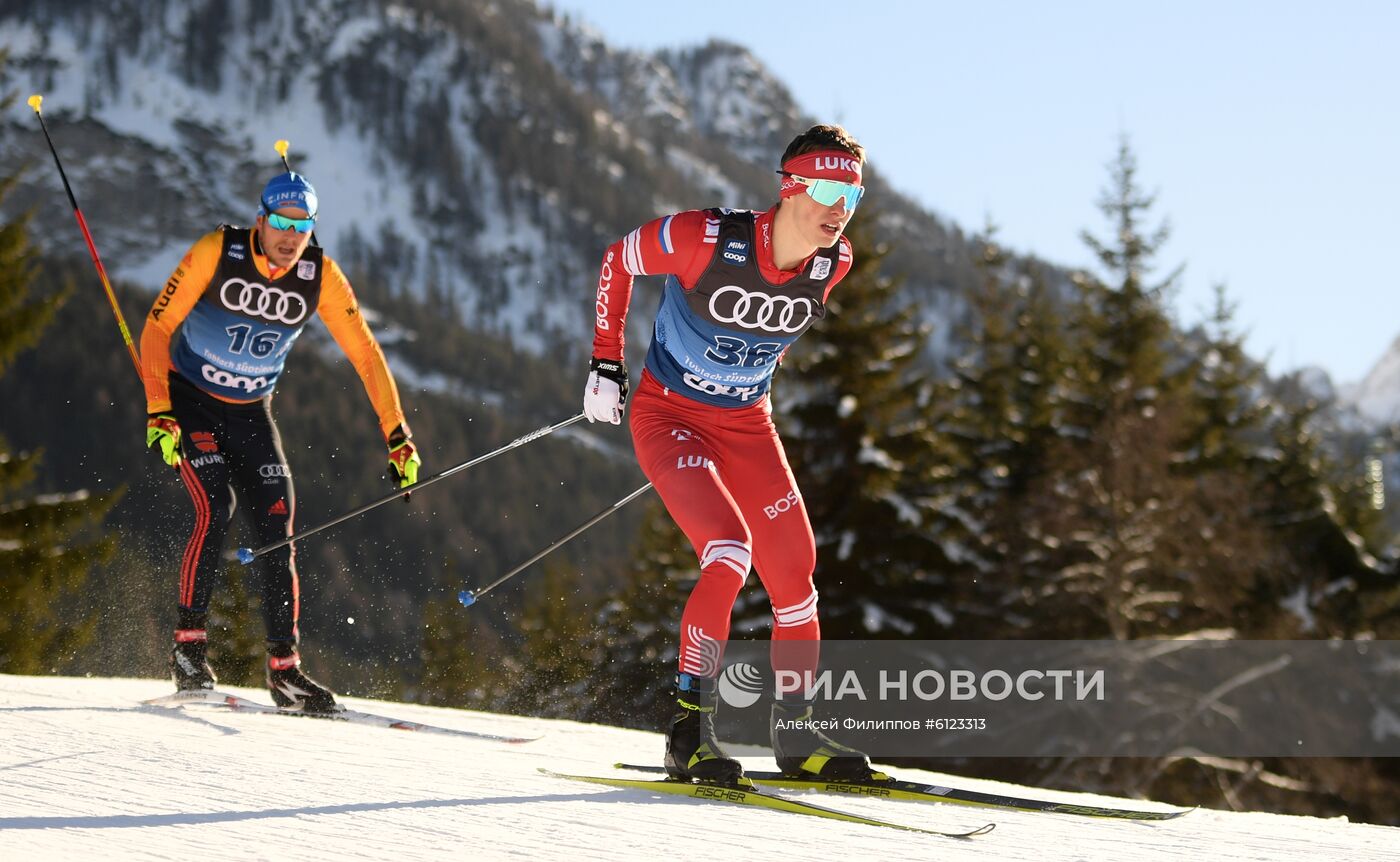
top-left (274, 681), bottom-right (313, 699)
top-left (268, 499), bottom-right (288, 516)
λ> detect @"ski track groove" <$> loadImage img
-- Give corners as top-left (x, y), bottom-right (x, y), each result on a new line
top-left (1, 675), bottom-right (1396, 861)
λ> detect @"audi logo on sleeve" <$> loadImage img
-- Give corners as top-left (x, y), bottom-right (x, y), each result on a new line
top-left (219, 278), bottom-right (310, 325)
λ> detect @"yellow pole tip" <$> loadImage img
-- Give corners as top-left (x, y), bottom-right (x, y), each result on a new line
top-left (27, 94), bottom-right (42, 111)
top-left (274, 139), bottom-right (290, 156)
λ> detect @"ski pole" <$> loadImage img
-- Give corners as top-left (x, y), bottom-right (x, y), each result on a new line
top-left (272, 138), bottom-right (318, 247)
top-left (458, 481), bottom-right (653, 607)
top-left (27, 94), bottom-right (142, 380)
top-left (236, 412), bottom-right (589, 564)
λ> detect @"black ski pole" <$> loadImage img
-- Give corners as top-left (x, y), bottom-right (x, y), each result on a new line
top-left (458, 482), bottom-right (654, 607)
top-left (236, 413), bottom-right (588, 564)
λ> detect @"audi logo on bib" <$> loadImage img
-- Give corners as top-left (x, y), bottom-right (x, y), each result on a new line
top-left (219, 278), bottom-right (309, 325)
top-left (708, 285), bottom-right (816, 334)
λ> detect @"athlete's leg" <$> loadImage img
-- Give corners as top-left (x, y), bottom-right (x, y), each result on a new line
top-left (225, 400), bottom-right (299, 646)
top-left (715, 408), bottom-right (819, 691)
top-left (226, 401), bottom-right (339, 712)
top-left (717, 409), bottom-right (872, 777)
top-left (630, 384), bottom-right (752, 679)
top-left (168, 382), bottom-right (236, 639)
top-left (631, 380), bottom-right (753, 782)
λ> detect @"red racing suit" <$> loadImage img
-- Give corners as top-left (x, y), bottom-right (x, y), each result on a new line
top-left (593, 206), bottom-right (852, 683)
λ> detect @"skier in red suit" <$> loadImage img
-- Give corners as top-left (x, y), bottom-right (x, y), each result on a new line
top-left (582, 124), bottom-right (874, 783)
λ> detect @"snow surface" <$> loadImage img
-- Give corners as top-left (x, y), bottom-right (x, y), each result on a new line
top-left (2, 675), bottom-right (1396, 861)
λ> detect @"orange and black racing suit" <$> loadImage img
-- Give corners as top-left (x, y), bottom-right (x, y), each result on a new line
top-left (139, 226), bottom-right (407, 645)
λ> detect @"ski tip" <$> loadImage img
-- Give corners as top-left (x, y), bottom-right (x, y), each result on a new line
top-left (235, 547), bottom-right (255, 565)
top-left (458, 590), bottom-right (477, 607)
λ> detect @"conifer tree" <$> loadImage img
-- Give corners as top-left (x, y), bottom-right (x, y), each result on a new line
top-left (0, 167), bottom-right (119, 673)
top-left (1011, 138), bottom-right (1221, 638)
top-left (926, 227), bottom-right (1086, 636)
top-left (1075, 137), bottom-right (1181, 414)
top-left (1251, 380), bottom-right (1392, 636)
top-left (929, 229), bottom-right (1021, 582)
top-left (764, 212), bottom-right (949, 638)
top-left (1175, 285), bottom-right (1270, 475)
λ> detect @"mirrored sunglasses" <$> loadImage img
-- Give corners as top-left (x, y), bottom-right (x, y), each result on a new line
top-left (787, 174), bottom-right (864, 211)
top-left (261, 202), bottom-right (316, 233)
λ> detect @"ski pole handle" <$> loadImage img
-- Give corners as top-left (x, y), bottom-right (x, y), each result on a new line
top-left (459, 482), bottom-right (653, 607)
top-left (236, 413), bottom-right (588, 564)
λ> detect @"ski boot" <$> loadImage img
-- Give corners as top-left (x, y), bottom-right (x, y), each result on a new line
top-left (771, 699), bottom-right (878, 781)
top-left (664, 674), bottom-right (744, 785)
top-left (265, 642), bottom-right (340, 715)
top-left (170, 629), bottom-right (217, 691)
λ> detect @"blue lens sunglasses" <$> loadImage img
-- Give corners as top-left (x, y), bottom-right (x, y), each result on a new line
top-left (779, 171), bottom-right (864, 211)
top-left (260, 199), bottom-right (317, 233)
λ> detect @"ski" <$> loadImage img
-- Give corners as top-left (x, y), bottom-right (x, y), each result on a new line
top-left (614, 763), bottom-right (1190, 821)
top-left (142, 689), bottom-right (538, 743)
top-left (540, 768), bottom-right (995, 838)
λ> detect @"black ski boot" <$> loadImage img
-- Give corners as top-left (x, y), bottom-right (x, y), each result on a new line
top-left (265, 643), bottom-right (340, 715)
top-left (664, 674), bottom-right (744, 785)
top-left (771, 699), bottom-right (877, 781)
top-left (170, 630), bottom-right (217, 691)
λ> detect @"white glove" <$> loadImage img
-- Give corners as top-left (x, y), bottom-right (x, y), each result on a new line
top-left (583, 357), bottom-right (628, 425)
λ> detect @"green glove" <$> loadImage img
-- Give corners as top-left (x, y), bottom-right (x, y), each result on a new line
top-left (387, 425), bottom-right (420, 489)
top-left (146, 412), bottom-right (183, 468)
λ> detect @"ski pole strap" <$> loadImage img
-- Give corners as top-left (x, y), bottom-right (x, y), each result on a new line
top-left (236, 413), bottom-right (588, 564)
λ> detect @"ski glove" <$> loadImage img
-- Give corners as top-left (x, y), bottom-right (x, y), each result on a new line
top-left (146, 412), bottom-right (183, 468)
top-left (387, 424), bottom-right (421, 489)
top-left (583, 357), bottom-right (629, 425)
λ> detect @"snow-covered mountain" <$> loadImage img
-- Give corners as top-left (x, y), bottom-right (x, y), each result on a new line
top-left (1343, 335), bottom-right (1400, 426)
top-left (0, 0), bottom-right (970, 359)
top-left (4, 673), bottom-right (1397, 860)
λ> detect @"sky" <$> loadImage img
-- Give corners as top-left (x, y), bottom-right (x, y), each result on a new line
top-left (545, 1), bottom-right (1399, 385)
